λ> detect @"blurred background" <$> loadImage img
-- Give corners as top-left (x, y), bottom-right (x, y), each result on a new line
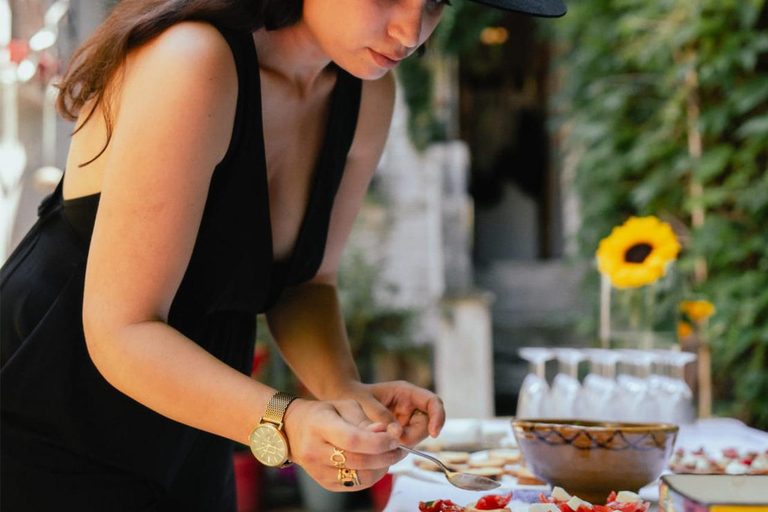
top-left (2, 0), bottom-right (767, 510)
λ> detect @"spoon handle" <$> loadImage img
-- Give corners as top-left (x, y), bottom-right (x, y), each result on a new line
top-left (398, 445), bottom-right (452, 473)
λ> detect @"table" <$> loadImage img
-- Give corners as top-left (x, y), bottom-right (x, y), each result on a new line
top-left (383, 418), bottom-right (768, 512)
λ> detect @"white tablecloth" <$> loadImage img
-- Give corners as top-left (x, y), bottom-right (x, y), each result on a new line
top-left (383, 418), bottom-right (768, 512)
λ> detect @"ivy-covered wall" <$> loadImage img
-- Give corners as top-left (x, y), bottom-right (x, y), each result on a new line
top-left (553, 0), bottom-right (768, 428)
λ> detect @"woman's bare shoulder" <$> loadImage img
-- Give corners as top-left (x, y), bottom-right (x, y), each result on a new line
top-left (107, 21), bottom-right (238, 117)
top-left (130, 21), bottom-right (234, 65)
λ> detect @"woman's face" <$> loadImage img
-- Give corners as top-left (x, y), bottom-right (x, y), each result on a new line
top-left (303, 0), bottom-right (449, 79)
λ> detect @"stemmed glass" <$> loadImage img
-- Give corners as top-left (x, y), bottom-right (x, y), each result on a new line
top-left (549, 348), bottom-right (586, 418)
top-left (576, 349), bottom-right (621, 421)
top-left (663, 351), bottom-right (697, 424)
top-left (516, 348), bottom-right (553, 419)
top-left (646, 350), bottom-right (686, 423)
top-left (616, 350), bottom-right (659, 422)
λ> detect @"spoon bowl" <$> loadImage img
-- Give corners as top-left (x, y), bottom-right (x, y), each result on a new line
top-left (399, 445), bottom-right (501, 492)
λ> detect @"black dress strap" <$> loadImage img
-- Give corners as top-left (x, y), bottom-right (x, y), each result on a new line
top-left (37, 177), bottom-right (64, 217)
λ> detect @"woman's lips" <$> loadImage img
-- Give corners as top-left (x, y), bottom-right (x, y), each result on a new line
top-left (369, 48), bottom-right (402, 69)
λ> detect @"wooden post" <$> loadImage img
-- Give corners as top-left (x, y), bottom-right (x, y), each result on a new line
top-left (684, 62), bottom-right (708, 284)
top-left (683, 49), bottom-right (712, 418)
top-left (697, 329), bottom-right (712, 418)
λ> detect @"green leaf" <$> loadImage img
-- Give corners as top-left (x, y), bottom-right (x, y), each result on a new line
top-left (700, 105), bottom-right (731, 136)
top-left (735, 115), bottom-right (768, 139)
top-left (730, 76), bottom-right (768, 115)
top-left (694, 145), bottom-right (734, 183)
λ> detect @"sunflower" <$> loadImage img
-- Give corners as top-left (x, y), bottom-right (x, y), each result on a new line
top-left (680, 300), bottom-right (716, 322)
top-left (596, 216), bottom-right (681, 289)
top-left (677, 321), bottom-right (694, 339)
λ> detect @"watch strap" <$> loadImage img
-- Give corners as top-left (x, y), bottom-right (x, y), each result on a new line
top-left (261, 391), bottom-right (298, 427)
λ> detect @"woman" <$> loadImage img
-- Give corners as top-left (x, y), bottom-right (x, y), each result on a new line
top-left (0, 0), bottom-right (565, 510)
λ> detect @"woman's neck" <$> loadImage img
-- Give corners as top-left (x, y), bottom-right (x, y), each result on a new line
top-left (252, 23), bottom-right (333, 97)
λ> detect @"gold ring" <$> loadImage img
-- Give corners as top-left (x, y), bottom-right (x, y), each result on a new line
top-left (330, 447), bottom-right (347, 468)
top-left (411, 409), bottom-right (428, 418)
top-left (337, 468), bottom-right (360, 487)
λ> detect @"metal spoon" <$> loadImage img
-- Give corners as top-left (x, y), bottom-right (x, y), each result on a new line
top-left (399, 445), bottom-right (501, 491)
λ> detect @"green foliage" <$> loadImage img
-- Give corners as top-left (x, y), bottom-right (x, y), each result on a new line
top-left (396, 0), bottom-right (502, 149)
top-left (337, 251), bottom-right (419, 381)
top-left (337, 253), bottom-right (417, 350)
top-left (397, 57), bottom-right (442, 150)
top-left (430, 1), bottom-right (503, 57)
top-left (555, 0), bottom-right (768, 427)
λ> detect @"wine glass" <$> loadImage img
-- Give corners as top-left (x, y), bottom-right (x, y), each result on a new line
top-left (663, 350), bottom-right (697, 424)
top-left (517, 347), bottom-right (553, 418)
top-left (548, 348), bottom-right (585, 418)
top-left (576, 349), bottom-right (621, 421)
top-left (616, 350), bottom-right (659, 422)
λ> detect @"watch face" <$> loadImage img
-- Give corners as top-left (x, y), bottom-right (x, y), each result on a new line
top-left (249, 424), bottom-right (289, 467)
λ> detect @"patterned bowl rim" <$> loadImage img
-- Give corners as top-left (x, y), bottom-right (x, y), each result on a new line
top-left (512, 418), bottom-right (679, 434)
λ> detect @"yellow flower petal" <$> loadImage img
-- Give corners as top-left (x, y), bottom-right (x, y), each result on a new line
top-left (680, 300), bottom-right (716, 321)
top-left (677, 321), bottom-right (694, 339)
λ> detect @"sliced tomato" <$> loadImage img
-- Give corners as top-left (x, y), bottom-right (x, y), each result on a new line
top-left (419, 499), bottom-right (466, 512)
top-left (557, 503), bottom-right (575, 512)
top-left (606, 492), bottom-right (617, 503)
top-left (606, 500), bottom-right (646, 512)
top-left (475, 493), bottom-right (513, 510)
top-left (419, 500), bottom-right (440, 512)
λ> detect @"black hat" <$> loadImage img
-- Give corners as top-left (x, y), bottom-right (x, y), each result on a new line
top-left (468, 0), bottom-right (566, 17)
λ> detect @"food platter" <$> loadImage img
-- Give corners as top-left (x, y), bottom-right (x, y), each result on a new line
top-left (391, 448), bottom-right (549, 491)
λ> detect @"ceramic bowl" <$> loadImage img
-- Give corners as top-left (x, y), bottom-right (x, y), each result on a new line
top-left (511, 419), bottom-right (678, 503)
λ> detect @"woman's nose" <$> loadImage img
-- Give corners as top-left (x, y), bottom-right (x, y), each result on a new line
top-left (387, 4), bottom-right (423, 50)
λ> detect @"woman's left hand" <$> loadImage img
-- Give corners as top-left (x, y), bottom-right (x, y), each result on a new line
top-left (332, 381), bottom-right (445, 448)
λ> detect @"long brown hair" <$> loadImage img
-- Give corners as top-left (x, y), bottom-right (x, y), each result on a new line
top-left (57, 0), bottom-right (302, 167)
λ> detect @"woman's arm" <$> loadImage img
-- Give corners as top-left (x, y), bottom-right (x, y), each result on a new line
top-left (82, 21), bottom-right (263, 443)
top-left (81, 22), bottom-right (399, 489)
top-left (266, 73), bottom-right (445, 444)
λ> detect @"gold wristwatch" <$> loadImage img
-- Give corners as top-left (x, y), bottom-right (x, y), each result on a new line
top-left (248, 391), bottom-right (299, 467)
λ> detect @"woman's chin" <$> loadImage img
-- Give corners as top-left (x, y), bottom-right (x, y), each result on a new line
top-left (344, 65), bottom-right (390, 81)
top-left (332, 56), bottom-right (392, 81)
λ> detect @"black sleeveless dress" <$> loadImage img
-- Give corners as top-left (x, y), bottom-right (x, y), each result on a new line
top-left (0, 23), bottom-right (362, 511)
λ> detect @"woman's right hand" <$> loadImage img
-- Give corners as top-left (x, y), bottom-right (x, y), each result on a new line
top-left (282, 398), bottom-right (406, 491)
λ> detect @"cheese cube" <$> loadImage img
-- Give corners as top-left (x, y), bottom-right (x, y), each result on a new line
top-left (551, 487), bottom-right (572, 502)
top-left (725, 461), bottom-right (749, 475)
top-left (567, 497), bottom-right (593, 511)
top-left (615, 491), bottom-right (641, 504)
top-left (694, 458), bottom-right (712, 472)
